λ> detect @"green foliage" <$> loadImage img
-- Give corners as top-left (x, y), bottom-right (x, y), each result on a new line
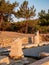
top-left (15, 1), bottom-right (36, 33)
top-left (16, 1), bottom-right (36, 19)
top-left (0, 0), bottom-right (18, 23)
top-left (0, 21), bottom-right (11, 31)
top-left (38, 9), bottom-right (49, 26)
top-left (0, 19), bottom-right (49, 33)
top-left (0, 0), bottom-right (49, 34)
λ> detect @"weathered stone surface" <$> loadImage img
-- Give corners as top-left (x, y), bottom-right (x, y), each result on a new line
top-left (9, 38), bottom-right (24, 59)
top-left (29, 57), bottom-right (49, 65)
top-left (39, 52), bottom-right (49, 57)
top-left (0, 56), bottom-right (10, 64)
top-left (33, 31), bottom-right (42, 44)
top-left (21, 37), bottom-right (28, 44)
top-left (9, 57), bottom-right (29, 65)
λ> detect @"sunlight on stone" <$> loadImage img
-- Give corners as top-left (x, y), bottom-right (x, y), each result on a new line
top-left (9, 38), bottom-right (24, 59)
top-left (41, 61), bottom-right (49, 65)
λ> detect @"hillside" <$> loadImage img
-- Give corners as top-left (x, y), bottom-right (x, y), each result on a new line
top-left (0, 31), bottom-right (49, 47)
top-left (0, 31), bottom-right (33, 47)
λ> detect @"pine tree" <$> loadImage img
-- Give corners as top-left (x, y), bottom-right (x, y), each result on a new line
top-left (15, 1), bottom-right (36, 33)
top-left (38, 9), bottom-right (49, 26)
top-left (0, 0), bottom-right (18, 23)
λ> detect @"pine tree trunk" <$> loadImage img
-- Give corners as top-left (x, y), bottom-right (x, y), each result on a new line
top-left (25, 20), bottom-right (28, 33)
top-left (0, 14), bottom-right (4, 30)
top-left (0, 15), bottom-right (4, 23)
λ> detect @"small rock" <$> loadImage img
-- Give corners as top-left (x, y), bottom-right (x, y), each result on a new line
top-left (0, 56), bottom-right (10, 64)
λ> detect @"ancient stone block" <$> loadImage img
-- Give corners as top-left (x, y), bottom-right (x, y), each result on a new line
top-left (9, 38), bottom-right (24, 59)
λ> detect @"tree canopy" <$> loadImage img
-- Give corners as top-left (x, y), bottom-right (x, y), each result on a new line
top-left (15, 1), bottom-right (36, 33)
top-left (0, 0), bottom-right (18, 23)
top-left (16, 1), bottom-right (36, 20)
top-left (0, 0), bottom-right (49, 33)
top-left (38, 9), bottom-right (49, 26)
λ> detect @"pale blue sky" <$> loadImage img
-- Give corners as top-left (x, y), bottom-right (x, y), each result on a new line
top-left (8, 0), bottom-right (49, 21)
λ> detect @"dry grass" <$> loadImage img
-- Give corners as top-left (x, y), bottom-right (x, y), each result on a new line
top-left (0, 31), bottom-right (33, 47)
top-left (0, 31), bottom-right (49, 47)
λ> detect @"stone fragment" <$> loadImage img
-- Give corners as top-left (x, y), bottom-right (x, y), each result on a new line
top-left (0, 56), bottom-right (10, 64)
top-left (9, 38), bottom-right (24, 59)
top-left (33, 31), bottom-right (40, 44)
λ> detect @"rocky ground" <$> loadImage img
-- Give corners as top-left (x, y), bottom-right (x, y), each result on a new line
top-left (0, 31), bottom-right (33, 47)
top-left (0, 31), bottom-right (36, 65)
top-left (0, 55), bottom-right (37, 65)
top-left (0, 31), bottom-right (49, 65)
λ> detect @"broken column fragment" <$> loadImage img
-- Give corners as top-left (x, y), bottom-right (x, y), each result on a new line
top-left (9, 38), bottom-right (24, 59)
top-left (33, 31), bottom-right (40, 44)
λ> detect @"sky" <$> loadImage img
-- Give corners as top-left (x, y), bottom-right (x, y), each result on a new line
top-left (9, 0), bottom-right (49, 22)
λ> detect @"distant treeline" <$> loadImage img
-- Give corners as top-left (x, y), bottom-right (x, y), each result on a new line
top-left (0, 19), bottom-right (49, 34)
